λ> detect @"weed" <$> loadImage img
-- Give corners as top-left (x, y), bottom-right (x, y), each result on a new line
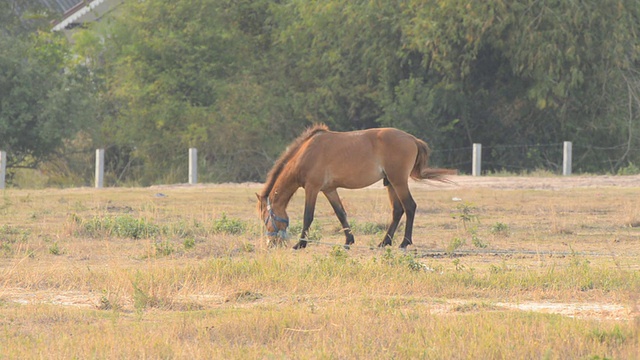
top-left (98, 290), bottom-right (121, 311)
top-left (240, 242), bottom-right (255, 253)
top-left (447, 237), bottom-right (466, 255)
top-left (470, 228), bottom-right (487, 248)
top-left (350, 220), bottom-right (386, 235)
top-left (132, 281), bottom-right (160, 313)
top-left (48, 242), bottom-right (62, 255)
top-left (453, 258), bottom-right (466, 271)
top-left (377, 248), bottom-right (427, 272)
top-left (617, 162), bottom-right (640, 175)
top-left (490, 222), bottom-right (510, 236)
top-left (329, 245), bottom-right (349, 262)
top-left (452, 202), bottom-right (480, 229)
top-left (154, 240), bottom-right (174, 257)
top-left (183, 237), bottom-right (196, 250)
top-left (0, 225), bottom-right (30, 243)
top-left (230, 290), bottom-right (263, 302)
top-left (289, 221), bottom-right (323, 241)
top-left (589, 325), bottom-right (628, 345)
top-left (78, 215), bottom-right (160, 239)
top-left (211, 213), bottom-right (246, 235)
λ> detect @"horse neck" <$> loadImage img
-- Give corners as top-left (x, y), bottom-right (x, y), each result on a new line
top-left (269, 170), bottom-right (299, 213)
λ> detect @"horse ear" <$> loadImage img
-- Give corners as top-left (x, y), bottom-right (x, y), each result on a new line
top-left (255, 193), bottom-right (261, 201)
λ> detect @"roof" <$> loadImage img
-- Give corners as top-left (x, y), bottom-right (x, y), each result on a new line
top-left (37, 0), bottom-right (123, 31)
top-left (39, 0), bottom-right (82, 14)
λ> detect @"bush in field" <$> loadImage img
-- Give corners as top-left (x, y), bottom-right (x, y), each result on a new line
top-left (211, 213), bottom-right (247, 235)
top-left (73, 214), bottom-right (160, 239)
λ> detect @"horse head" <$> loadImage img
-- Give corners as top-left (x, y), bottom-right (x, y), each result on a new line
top-left (256, 193), bottom-right (289, 247)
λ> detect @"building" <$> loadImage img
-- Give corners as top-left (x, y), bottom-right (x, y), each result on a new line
top-left (39, 0), bottom-right (123, 36)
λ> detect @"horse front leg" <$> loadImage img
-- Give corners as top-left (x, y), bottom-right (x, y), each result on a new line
top-left (293, 189), bottom-right (319, 250)
top-left (323, 189), bottom-right (355, 248)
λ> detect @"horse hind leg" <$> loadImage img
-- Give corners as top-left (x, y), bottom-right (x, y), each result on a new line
top-left (395, 185), bottom-right (417, 248)
top-left (379, 182), bottom-right (405, 247)
top-left (323, 189), bottom-right (355, 248)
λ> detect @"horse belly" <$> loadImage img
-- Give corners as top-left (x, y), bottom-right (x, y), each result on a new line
top-left (326, 162), bottom-right (383, 189)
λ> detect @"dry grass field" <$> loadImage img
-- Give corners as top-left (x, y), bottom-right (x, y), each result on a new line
top-left (1, 175), bottom-right (639, 359)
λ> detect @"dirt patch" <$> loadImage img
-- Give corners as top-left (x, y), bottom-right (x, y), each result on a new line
top-left (2, 288), bottom-right (636, 321)
top-left (433, 174), bottom-right (640, 190)
top-left (427, 299), bottom-right (635, 321)
top-left (495, 301), bottom-right (632, 321)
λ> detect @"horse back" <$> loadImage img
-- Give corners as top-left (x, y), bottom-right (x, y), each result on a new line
top-left (294, 128), bottom-right (419, 189)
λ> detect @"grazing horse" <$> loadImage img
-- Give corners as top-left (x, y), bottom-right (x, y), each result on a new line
top-left (257, 124), bottom-right (452, 249)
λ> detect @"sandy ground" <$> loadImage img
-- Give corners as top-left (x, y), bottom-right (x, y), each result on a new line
top-left (1, 287), bottom-right (635, 321)
top-left (191, 174), bottom-right (640, 191)
top-left (420, 174), bottom-right (640, 190)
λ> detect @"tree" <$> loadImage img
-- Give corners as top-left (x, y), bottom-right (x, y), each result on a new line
top-left (0, 3), bottom-right (97, 176)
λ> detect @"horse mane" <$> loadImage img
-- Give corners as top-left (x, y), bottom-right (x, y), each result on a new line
top-left (260, 123), bottom-right (329, 198)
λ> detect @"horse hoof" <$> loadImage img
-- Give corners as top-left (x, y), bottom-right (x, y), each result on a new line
top-left (378, 241), bottom-right (391, 248)
top-left (293, 241), bottom-right (307, 250)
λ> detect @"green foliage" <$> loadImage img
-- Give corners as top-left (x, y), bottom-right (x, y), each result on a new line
top-left (48, 241), bottom-right (62, 256)
top-left (378, 248), bottom-right (428, 272)
top-left (452, 202), bottom-right (480, 229)
top-left (617, 162), bottom-right (640, 175)
top-left (447, 237), bottom-right (467, 255)
top-left (211, 213), bottom-right (247, 235)
top-left (0, 30), bottom-right (97, 174)
top-left (77, 215), bottom-right (161, 239)
top-left (183, 237), bottom-right (196, 250)
top-left (154, 240), bottom-right (175, 257)
top-left (490, 222), bottom-right (510, 236)
top-left (350, 221), bottom-right (386, 235)
top-left (589, 325), bottom-right (628, 346)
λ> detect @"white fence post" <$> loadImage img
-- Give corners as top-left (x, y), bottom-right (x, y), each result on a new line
top-left (95, 149), bottom-right (104, 188)
top-left (472, 143), bottom-right (482, 176)
top-left (563, 141), bottom-right (572, 176)
top-left (0, 151), bottom-right (6, 189)
top-left (189, 148), bottom-right (197, 184)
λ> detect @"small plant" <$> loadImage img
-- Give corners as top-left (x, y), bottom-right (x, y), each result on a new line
top-left (470, 228), bottom-right (487, 248)
top-left (48, 241), bottom-right (62, 255)
top-left (378, 248), bottom-right (427, 272)
top-left (589, 325), bottom-right (628, 345)
top-left (78, 215), bottom-right (160, 239)
top-left (617, 162), bottom-right (640, 175)
top-left (329, 245), bottom-right (348, 262)
top-left (0, 224), bottom-right (30, 243)
top-left (350, 221), bottom-right (386, 235)
top-left (240, 242), bottom-right (255, 253)
top-left (98, 290), bottom-right (121, 311)
top-left (132, 281), bottom-right (159, 313)
top-left (446, 237), bottom-right (466, 255)
top-left (452, 202), bottom-right (480, 229)
top-left (154, 240), bottom-right (174, 257)
top-left (211, 213), bottom-right (246, 235)
top-left (403, 255), bottom-right (428, 272)
top-left (490, 222), bottom-right (510, 236)
top-left (289, 221), bottom-right (323, 241)
top-left (452, 258), bottom-right (465, 271)
top-left (183, 237), bottom-right (196, 250)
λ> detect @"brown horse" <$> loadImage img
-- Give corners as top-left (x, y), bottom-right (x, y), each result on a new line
top-left (257, 124), bottom-right (452, 249)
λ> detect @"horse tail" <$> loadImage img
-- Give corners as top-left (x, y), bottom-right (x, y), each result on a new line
top-left (410, 138), bottom-right (457, 182)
